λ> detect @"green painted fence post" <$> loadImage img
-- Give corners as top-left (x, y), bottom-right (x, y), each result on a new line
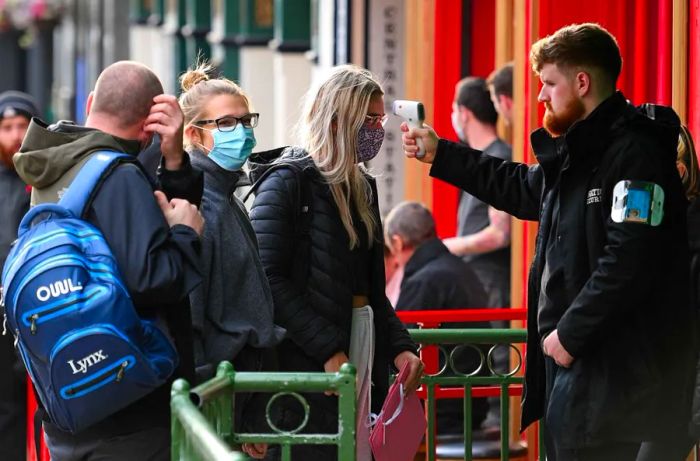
top-left (237, 0), bottom-right (274, 45)
top-left (183, 0), bottom-right (211, 63)
top-left (164, 0), bottom-right (188, 82)
top-left (170, 378), bottom-right (189, 459)
top-left (270, 0), bottom-right (310, 52)
top-left (215, 361), bottom-right (234, 441)
top-left (500, 382), bottom-right (509, 461)
top-left (209, 0), bottom-right (241, 80)
top-left (337, 363), bottom-right (357, 460)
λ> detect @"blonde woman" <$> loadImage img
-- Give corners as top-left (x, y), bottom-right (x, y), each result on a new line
top-left (179, 63), bottom-right (284, 459)
top-left (249, 65), bottom-right (423, 460)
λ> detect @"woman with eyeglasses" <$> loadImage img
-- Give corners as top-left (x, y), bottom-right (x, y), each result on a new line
top-left (248, 65), bottom-right (424, 460)
top-left (178, 62), bottom-right (284, 460)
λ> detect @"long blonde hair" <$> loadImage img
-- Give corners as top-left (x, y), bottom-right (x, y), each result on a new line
top-left (678, 125), bottom-right (700, 201)
top-left (298, 65), bottom-right (382, 249)
top-left (178, 61), bottom-right (251, 148)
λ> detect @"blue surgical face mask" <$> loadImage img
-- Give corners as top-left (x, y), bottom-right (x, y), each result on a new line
top-left (195, 124), bottom-right (257, 171)
top-left (451, 110), bottom-right (465, 142)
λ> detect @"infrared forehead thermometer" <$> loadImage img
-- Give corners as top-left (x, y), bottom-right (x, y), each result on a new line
top-left (392, 100), bottom-right (425, 158)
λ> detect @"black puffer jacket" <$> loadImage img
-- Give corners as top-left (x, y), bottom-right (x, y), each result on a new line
top-left (249, 147), bottom-right (416, 426)
top-left (431, 92), bottom-right (696, 448)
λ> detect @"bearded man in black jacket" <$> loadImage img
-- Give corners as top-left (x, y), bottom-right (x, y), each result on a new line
top-left (401, 23), bottom-right (695, 461)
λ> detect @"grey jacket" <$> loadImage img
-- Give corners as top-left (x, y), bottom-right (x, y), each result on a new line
top-left (188, 150), bottom-right (284, 379)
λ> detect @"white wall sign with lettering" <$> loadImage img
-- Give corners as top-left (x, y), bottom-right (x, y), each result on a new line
top-left (367, 0), bottom-right (404, 217)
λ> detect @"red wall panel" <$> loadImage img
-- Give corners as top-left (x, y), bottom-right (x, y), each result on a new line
top-left (470, 0), bottom-right (496, 78)
top-left (432, 0), bottom-right (464, 239)
top-left (431, 0), bottom-right (495, 239)
top-left (535, 0), bottom-right (672, 109)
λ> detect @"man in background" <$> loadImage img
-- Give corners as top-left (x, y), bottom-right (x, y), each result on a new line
top-left (386, 201), bottom-right (490, 434)
top-left (0, 90), bottom-right (40, 461)
top-left (487, 62), bottom-right (514, 125)
top-left (445, 77), bottom-right (512, 310)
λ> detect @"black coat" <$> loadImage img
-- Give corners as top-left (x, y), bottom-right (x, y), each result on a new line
top-left (396, 238), bottom-right (488, 314)
top-left (688, 198), bottom-right (700, 436)
top-left (249, 149), bottom-right (416, 442)
top-left (0, 164), bottom-right (29, 461)
top-left (395, 238), bottom-right (490, 430)
top-left (430, 92), bottom-right (696, 448)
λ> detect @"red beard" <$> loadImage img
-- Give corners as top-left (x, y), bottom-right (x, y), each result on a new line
top-left (543, 97), bottom-right (586, 137)
top-left (0, 148), bottom-right (15, 170)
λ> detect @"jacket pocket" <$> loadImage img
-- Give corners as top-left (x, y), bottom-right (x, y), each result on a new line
top-left (544, 362), bottom-right (582, 447)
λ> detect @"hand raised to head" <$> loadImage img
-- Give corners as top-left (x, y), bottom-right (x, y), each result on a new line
top-left (145, 95), bottom-right (185, 171)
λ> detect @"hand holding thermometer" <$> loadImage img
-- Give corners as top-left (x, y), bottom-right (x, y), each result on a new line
top-left (392, 100), bottom-right (426, 158)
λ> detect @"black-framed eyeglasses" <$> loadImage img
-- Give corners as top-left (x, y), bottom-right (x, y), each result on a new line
top-left (194, 113), bottom-right (260, 131)
top-left (364, 114), bottom-right (389, 127)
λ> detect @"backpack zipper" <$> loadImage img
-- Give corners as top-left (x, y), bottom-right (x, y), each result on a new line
top-left (6, 253), bottom-right (124, 311)
top-left (8, 254), bottom-right (127, 333)
top-left (1, 286), bottom-right (6, 336)
top-left (2, 229), bottom-right (103, 294)
top-left (25, 287), bottom-right (103, 335)
top-left (62, 358), bottom-right (132, 398)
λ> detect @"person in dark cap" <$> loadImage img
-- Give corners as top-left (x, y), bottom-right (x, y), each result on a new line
top-left (0, 90), bottom-right (40, 173)
top-left (0, 90), bottom-right (40, 461)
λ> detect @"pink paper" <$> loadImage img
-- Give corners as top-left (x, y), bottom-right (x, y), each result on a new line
top-left (369, 362), bottom-right (426, 461)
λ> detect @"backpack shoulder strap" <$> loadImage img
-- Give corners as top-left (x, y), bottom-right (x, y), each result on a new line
top-left (58, 150), bottom-right (132, 217)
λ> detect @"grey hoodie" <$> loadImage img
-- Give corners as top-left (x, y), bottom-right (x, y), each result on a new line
top-left (14, 119), bottom-right (142, 205)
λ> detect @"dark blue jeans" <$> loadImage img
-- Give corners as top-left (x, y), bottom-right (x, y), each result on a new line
top-left (44, 425), bottom-right (169, 461)
top-left (543, 357), bottom-right (640, 461)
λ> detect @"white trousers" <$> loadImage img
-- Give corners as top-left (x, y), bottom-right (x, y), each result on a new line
top-left (349, 305), bottom-right (375, 461)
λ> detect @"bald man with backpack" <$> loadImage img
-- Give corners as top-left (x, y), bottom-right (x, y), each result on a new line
top-left (8, 61), bottom-right (204, 461)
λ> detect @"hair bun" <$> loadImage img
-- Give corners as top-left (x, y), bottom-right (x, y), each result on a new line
top-left (180, 64), bottom-right (211, 92)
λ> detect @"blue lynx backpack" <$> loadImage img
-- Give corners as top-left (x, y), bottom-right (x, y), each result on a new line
top-left (0, 151), bottom-right (178, 433)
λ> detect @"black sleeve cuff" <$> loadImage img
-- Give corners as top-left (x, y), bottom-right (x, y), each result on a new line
top-left (157, 153), bottom-right (204, 207)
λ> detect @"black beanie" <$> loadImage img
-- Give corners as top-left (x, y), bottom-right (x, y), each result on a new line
top-left (0, 91), bottom-right (40, 121)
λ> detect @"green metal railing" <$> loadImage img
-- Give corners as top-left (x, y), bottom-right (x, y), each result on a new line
top-left (171, 361), bottom-right (357, 461)
top-left (410, 328), bottom-right (540, 461)
top-left (171, 329), bottom-right (541, 461)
